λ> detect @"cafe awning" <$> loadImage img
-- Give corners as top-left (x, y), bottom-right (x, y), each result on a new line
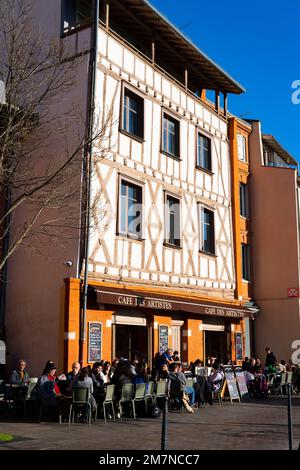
top-left (94, 285), bottom-right (256, 319)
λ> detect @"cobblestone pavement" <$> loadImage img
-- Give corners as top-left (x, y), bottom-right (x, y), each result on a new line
top-left (0, 397), bottom-right (299, 450)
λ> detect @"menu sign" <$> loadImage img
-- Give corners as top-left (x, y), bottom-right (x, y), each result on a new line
top-left (88, 322), bottom-right (102, 363)
top-left (235, 332), bottom-right (243, 360)
top-left (159, 325), bottom-right (169, 353)
top-left (223, 365), bottom-right (240, 402)
top-left (235, 367), bottom-right (249, 398)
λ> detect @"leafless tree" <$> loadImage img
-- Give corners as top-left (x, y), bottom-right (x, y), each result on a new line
top-left (0, 0), bottom-right (114, 274)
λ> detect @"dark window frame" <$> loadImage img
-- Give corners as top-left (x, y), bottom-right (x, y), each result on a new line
top-left (161, 110), bottom-right (180, 160)
top-left (241, 243), bottom-right (251, 281)
top-left (118, 177), bottom-right (144, 240)
top-left (199, 205), bottom-right (215, 256)
top-left (61, 0), bottom-right (92, 35)
top-left (164, 193), bottom-right (181, 248)
top-left (239, 182), bottom-right (249, 218)
top-left (196, 132), bottom-right (212, 172)
top-left (120, 86), bottom-right (145, 141)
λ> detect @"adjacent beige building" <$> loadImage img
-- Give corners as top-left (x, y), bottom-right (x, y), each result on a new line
top-left (248, 120), bottom-right (300, 361)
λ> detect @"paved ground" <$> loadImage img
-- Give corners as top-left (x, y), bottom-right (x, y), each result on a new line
top-left (0, 397), bottom-right (300, 450)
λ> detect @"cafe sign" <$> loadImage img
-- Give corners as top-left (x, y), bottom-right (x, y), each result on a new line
top-left (95, 288), bottom-right (254, 319)
top-left (117, 295), bottom-right (172, 310)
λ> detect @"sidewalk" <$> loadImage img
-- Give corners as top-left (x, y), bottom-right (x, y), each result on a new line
top-left (0, 397), bottom-right (299, 450)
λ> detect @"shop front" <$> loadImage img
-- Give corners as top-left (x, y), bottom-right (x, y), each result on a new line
top-left (63, 279), bottom-right (256, 371)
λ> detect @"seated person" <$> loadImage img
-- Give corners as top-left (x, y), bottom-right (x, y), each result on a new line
top-left (66, 362), bottom-right (81, 383)
top-left (90, 362), bottom-right (104, 398)
top-left (207, 363), bottom-right (224, 393)
top-left (100, 362), bottom-right (111, 384)
top-left (37, 362), bottom-right (62, 408)
top-left (132, 362), bottom-right (148, 385)
top-left (10, 359), bottom-right (30, 385)
top-left (178, 364), bottom-right (195, 405)
top-left (173, 351), bottom-right (180, 362)
top-left (72, 367), bottom-right (96, 413)
top-left (158, 349), bottom-right (174, 368)
top-left (168, 363), bottom-right (194, 413)
top-left (207, 363), bottom-right (224, 390)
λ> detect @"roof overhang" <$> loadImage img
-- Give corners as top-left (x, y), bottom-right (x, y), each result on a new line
top-left (262, 134), bottom-right (298, 167)
top-left (106, 0), bottom-right (245, 95)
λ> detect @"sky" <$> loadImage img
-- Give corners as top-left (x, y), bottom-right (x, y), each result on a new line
top-left (150, 0), bottom-right (300, 162)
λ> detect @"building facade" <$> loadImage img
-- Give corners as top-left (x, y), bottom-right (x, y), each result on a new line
top-left (248, 121), bottom-right (300, 361)
top-left (4, 0), bottom-right (255, 375)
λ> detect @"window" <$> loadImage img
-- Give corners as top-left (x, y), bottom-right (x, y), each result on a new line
top-left (165, 195), bottom-right (181, 247)
top-left (119, 180), bottom-right (142, 238)
top-left (197, 133), bottom-right (212, 171)
top-left (122, 88), bottom-right (144, 139)
top-left (237, 134), bottom-right (247, 162)
top-left (200, 207), bottom-right (215, 255)
top-left (241, 243), bottom-right (251, 281)
top-left (62, 0), bottom-right (92, 33)
top-left (239, 183), bottom-right (249, 218)
top-left (162, 113), bottom-right (180, 158)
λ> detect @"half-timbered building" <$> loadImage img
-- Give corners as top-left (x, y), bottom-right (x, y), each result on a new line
top-left (4, 0), bottom-right (255, 374)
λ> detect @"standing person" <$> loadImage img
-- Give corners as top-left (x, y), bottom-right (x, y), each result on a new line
top-left (265, 347), bottom-right (277, 368)
top-left (10, 359), bottom-right (30, 385)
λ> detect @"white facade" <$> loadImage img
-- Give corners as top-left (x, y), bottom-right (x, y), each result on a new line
top-left (88, 26), bottom-right (236, 299)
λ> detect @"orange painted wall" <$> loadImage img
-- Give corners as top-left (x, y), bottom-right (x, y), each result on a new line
top-left (228, 117), bottom-right (252, 302)
top-left (182, 318), bottom-right (203, 364)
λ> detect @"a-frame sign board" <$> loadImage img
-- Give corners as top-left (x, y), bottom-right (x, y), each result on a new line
top-left (234, 366), bottom-right (249, 399)
top-left (221, 365), bottom-right (240, 403)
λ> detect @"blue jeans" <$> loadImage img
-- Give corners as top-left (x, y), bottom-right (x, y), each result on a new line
top-left (185, 386), bottom-right (195, 405)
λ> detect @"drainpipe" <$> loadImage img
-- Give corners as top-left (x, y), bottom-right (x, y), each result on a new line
top-left (0, 190), bottom-right (11, 341)
top-left (79, 0), bottom-right (100, 364)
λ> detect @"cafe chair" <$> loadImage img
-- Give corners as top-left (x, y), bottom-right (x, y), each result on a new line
top-left (68, 388), bottom-right (92, 426)
top-left (102, 384), bottom-right (115, 424)
top-left (118, 383), bottom-right (135, 421)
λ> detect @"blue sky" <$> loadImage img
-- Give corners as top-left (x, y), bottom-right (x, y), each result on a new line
top-left (150, 0), bottom-right (300, 162)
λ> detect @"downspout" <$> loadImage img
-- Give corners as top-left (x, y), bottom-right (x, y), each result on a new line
top-left (79, 0), bottom-right (100, 364)
top-left (0, 190), bottom-right (11, 340)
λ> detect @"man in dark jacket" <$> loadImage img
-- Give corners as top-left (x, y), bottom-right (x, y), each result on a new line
top-left (10, 359), bottom-right (30, 385)
top-left (265, 348), bottom-right (277, 368)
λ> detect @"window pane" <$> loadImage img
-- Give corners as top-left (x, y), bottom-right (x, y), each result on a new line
top-left (122, 90), bottom-right (143, 138)
top-left (120, 194), bottom-right (127, 233)
top-left (201, 207), bottom-right (214, 254)
top-left (163, 114), bottom-right (178, 156)
top-left (240, 183), bottom-right (248, 217)
top-left (242, 244), bottom-right (251, 280)
top-left (198, 134), bottom-right (211, 170)
top-left (167, 196), bottom-right (180, 246)
top-left (120, 181), bottom-right (142, 237)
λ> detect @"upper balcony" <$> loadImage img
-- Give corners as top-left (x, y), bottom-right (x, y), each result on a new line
top-left (262, 135), bottom-right (298, 170)
top-left (62, 0), bottom-right (245, 117)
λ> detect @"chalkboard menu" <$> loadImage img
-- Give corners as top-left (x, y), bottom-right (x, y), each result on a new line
top-left (88, 322), bottom-right (102, 363)
top-left (234, 366), bottom-right (249, 398)
top-left (223, 365), bottom-right (240, 402)
top-left (235, 332), bottom-right (243, 360)
top-left (159, 325), bottom-right (169, 353)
